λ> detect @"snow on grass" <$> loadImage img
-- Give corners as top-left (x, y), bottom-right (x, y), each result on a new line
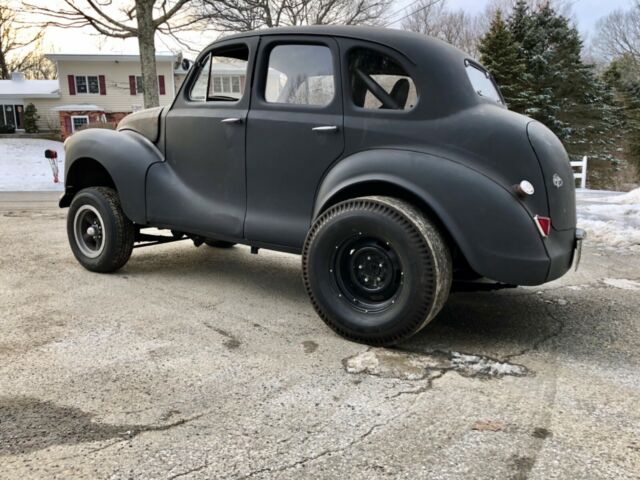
top-left (0, 138), bottom-right (65, 191)
top-left (577, 188), bottom-right (640, 251)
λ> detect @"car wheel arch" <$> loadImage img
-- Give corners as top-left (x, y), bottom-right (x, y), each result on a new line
top-left (60, 157), bottom-right (117, 207)
top-left (314, 177), bottom-right (475, 277)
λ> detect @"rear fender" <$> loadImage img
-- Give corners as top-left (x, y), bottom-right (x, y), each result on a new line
top-left (314, 149), bottom-right (550, 285)
top-left (60, 128), bottom-right (163, 224)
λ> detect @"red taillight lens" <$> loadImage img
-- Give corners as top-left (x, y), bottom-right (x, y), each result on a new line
top-left (534, 215), bottom-right (551, 237)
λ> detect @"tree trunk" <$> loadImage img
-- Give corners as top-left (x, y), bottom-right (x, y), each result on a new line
top-left (135, 0), bottom-right (159, 109)
top-left (0, 49), bottom-right (9, 80)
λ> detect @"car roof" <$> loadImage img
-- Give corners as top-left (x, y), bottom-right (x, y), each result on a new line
top-left (206, 25), bottom-right (469, 65)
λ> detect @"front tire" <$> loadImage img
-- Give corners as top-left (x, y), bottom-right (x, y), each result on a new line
top-left (67, 187), bottom-right (134, 273)
top-left (302, 196), bottom-right (452, 346)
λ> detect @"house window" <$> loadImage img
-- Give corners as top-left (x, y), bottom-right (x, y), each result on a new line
top-left (210, 75), bottom-right (243, 95)
top-left (75, 75), bottom-right (99, 94)
top-left (134, 75), bottom-right (166, 95)
top-left (71, 115), bottom-right (89, 132)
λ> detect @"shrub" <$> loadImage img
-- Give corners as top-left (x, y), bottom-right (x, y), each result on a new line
top-left (0, 124), bottom-right (16, 134)
top-left (24, 103), bottom-right (39, 133)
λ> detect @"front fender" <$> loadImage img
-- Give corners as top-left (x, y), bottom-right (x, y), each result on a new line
top-left (314, 149), bottom-right (550, 285)
top-left (61, 128), bottom-right (164, 224)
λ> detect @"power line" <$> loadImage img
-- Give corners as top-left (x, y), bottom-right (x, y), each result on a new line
top-left (382, 0), bottom-right (424, 25)
top-left (384, 0), bottom-right (445, 27)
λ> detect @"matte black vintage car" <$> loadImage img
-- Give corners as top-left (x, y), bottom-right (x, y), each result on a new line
top-left (61, 26), bottom-right (583, 345)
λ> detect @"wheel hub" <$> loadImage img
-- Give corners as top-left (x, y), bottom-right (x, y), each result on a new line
top-left (333, 236), bottom-right (403, 312)
top-left (73, 205), bottom-right (106, 259)
top-left (350, 246), bottom-right (393, 293)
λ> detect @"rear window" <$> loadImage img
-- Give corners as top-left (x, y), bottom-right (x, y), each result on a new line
top-left (465, 62), bottom-right (502, 104)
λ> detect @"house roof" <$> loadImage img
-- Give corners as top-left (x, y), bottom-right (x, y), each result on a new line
top-left (46, 53), bottom-right (178, 63)
top-left (0, 79), bottom-right (60, 98)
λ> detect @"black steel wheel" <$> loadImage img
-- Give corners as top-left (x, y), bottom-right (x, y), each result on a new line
top-left (67, 187), bottom-right (134, 273)
top-left (302, 196), bottom-right (452, 346)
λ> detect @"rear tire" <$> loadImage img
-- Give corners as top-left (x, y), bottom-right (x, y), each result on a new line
top-left (67, 187), bottom-right (134, 273)
top-left (302, 196), bottom-right (452, 346)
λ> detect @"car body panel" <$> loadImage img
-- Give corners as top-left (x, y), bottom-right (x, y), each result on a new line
top-left (60, 25), bottom-right (579, 286)
top-left (244, 35), bottom-right (345, 246)
top-left (61, 128), bottom-right (162, 224)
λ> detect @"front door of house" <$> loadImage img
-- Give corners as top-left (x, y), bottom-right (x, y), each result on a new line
top-left (1, 104), bottom-right (25, 129)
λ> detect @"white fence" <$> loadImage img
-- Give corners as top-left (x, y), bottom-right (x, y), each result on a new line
top-left (571, 156), bottom-right (588, 189)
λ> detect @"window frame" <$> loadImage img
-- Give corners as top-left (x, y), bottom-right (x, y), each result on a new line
top-left (74, 75), bottom-right (100, 95)
top-left (262, 43), bottom-right (337, 108)
top-left (464, 59), bottom-right (505, 105)
top-left (341, 42), bottom-right (421, 117)
top-left (70, 115), bottom-right (90, 132)
top-left (252, 36), bottom-right (342, 113)
top-left (177, 38), bottom-right (257, 109)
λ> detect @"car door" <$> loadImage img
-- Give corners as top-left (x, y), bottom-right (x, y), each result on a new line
top-left (146, 37), bottom-right (258, 239)
top-left (244, 36), bottom-right (344, 249)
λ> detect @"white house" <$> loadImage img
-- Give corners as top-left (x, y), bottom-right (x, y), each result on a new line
top-left (0, 53), bottom-right (181, 138)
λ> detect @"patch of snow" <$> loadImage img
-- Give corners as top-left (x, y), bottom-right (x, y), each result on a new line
top-left (602, 278), bottom-right (640, 290)
top-left (577, 188), bottom-right (640, 250)
top-left (344, 349), bottom-right (528, 380)
top-left (449, 352), bottom-right (528, 377)
top-left (0, 139), bottom-right (64, 191)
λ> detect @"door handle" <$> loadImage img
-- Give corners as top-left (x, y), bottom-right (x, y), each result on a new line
top-left (221, 117), bottom-right (243, 124)
top-left (312, 125), bottom-right (338, 132)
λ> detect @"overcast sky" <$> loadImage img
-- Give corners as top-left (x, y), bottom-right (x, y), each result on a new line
top-left (37, 0), bottom-right (636, 55)
top-left (393, 0), bottom-right (634, 35)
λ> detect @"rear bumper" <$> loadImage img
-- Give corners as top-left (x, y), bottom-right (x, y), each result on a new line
top-left (545, 228), bottom-right (579, 282)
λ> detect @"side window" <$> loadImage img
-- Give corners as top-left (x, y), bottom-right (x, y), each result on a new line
top-left (348, 48), bottom-right (417, 111)
top-left (264, 44), bottom-right (335, 106)
top-left (465, 62), bottom-right (503, 104)
top-left (189, 45), bottom-right (249, 102)
top-left (190, 55), bottom-right (211, 102)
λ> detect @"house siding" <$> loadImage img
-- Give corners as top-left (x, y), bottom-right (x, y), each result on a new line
top-left (28, 59), bottom-right (176, 132)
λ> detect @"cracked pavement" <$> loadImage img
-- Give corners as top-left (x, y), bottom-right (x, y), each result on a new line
top-left (1, 192), bottom-right (639, 479)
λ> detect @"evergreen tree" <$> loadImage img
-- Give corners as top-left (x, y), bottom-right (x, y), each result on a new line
top-left (509, 0), bottom-right (531, 46)
top-left (23, 103), bottom-right (39, 134)
top-left (478, 10), bottom-right (529, 112)
top-left (604, 58), bottom-right (640, 171)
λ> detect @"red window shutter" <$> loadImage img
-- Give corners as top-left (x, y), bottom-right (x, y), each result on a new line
top-left (158, 75), bottom-right (166, 95)
top-left (68, 75), bottom-right (76, 95)
top-left (129, 75), bottom-right (136, 95)
top-left (64, 116), bottom-right (72, 135)
top-left (99, 75), bottom-right (106, 95)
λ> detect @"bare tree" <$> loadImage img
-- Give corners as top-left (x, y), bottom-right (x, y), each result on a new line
top-left (594, 2), bottom-right (640, 66)
top-left (25, 0), bottom-right (201, 108)
top-left (199, 0), bottom-right (392, 33)
top-left (401, 0), bottom-right (484, 56)
top-left (401, 0), bottom-right (576, 58)
top-left (0, 3), bottom-right (48, 79)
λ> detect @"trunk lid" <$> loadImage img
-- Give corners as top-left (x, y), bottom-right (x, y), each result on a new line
top-left (526, 122), bottom-right (577, 231)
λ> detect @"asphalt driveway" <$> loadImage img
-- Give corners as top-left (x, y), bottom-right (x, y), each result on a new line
top-left (1, 192), bottom-right (638, 479)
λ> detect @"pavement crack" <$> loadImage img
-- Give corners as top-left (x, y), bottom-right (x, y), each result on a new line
top-left (387, 369), bottom-right (448, 399)
top-left (168, 460), bottom-right (210, 480)
top-left (234, 418), bottom-right (399, 479)
top-left (502, 304), bottom-right (565, 362)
